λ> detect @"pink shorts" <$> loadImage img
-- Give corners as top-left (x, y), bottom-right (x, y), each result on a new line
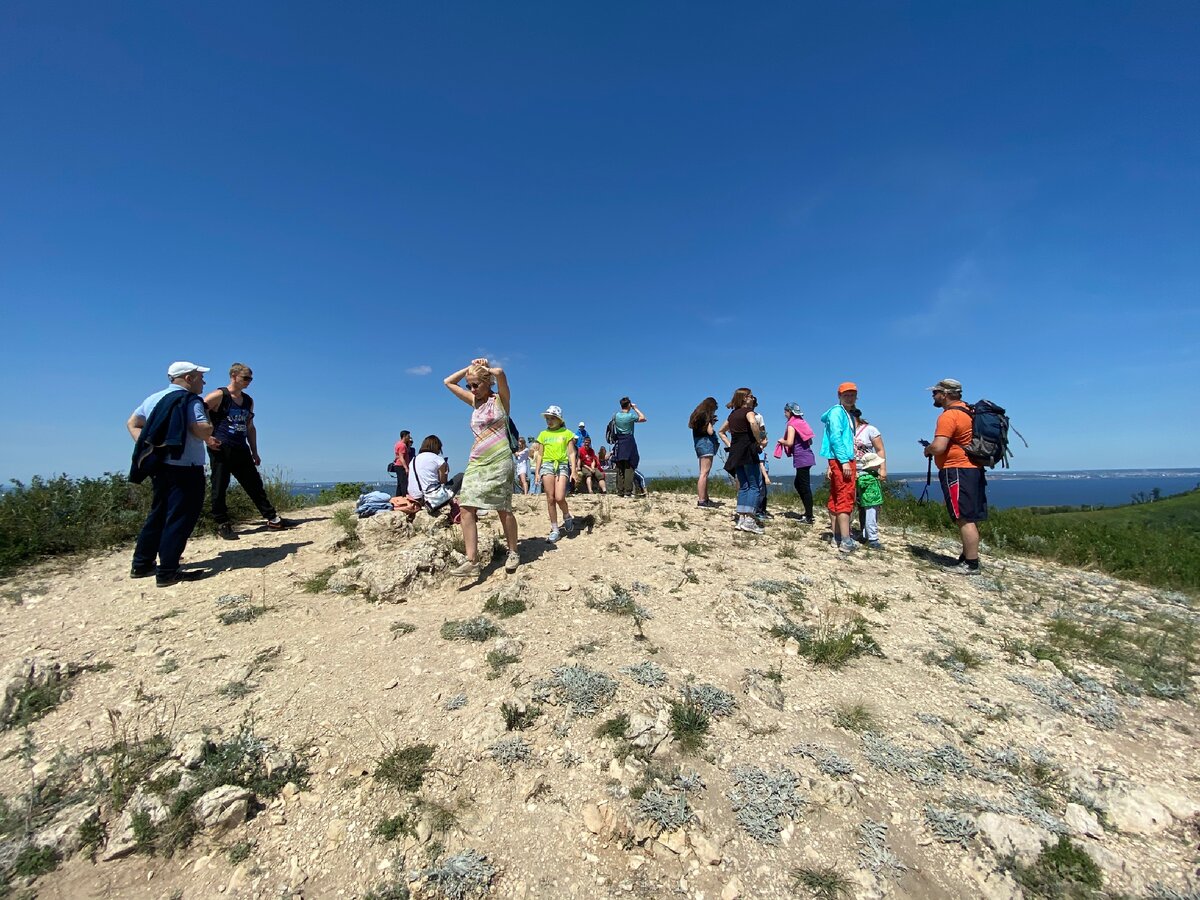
top-left (826, 459), bottom-right (857, 515)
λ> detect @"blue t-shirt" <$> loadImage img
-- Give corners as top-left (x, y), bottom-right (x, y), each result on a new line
top-left (133, 385), bottom-right (209, 466)
top-left (614, 410), bottom-right (638, 435)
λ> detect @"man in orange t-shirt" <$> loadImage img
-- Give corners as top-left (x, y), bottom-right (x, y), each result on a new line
top-left (923, 378), bottom-right (987, 574)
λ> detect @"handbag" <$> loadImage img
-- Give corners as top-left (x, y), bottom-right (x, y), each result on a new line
top-left (387, 462), bottom-right (398, 474)
top-left (411, 461), bottom-right (454, 512)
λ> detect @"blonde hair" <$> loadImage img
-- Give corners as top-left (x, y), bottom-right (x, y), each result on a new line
top-left (466, 363), bottom-right (492, 387)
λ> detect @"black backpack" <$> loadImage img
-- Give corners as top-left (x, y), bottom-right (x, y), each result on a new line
top-left (605, 415), bottom-right (618, 445)
top-left (506, 417), bottom-right (520, 453)
top-left (962, 399), bottom-right (1026, 469)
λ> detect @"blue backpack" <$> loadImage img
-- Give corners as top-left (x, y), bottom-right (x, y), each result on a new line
top-left (963, 399), bottom-right (1026, 469)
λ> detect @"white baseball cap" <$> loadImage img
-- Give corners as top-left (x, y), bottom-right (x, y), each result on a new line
top-left (167, 361), bottom-right (210, 378)
top-left (578, 421), bottom-right (586, 428)
top-left (542, 405), bottom-right (564, 420)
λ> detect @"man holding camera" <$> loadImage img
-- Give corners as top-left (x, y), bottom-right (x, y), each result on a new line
top-left (923, 378), bottom-right (986, 575)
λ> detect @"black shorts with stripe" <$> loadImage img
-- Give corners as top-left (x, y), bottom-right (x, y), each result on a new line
top-left (938, 466), bottom-right (988, 523)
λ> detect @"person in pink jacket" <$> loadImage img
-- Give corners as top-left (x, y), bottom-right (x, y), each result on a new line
top-left (777, 401), bottom-right (816, 524)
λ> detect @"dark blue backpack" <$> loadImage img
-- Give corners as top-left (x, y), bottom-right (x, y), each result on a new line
top-left (964, 399), bottom-right (1026, 469)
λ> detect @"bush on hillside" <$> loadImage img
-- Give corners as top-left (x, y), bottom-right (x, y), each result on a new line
top-left (0, 470), bottom-right (306, 576)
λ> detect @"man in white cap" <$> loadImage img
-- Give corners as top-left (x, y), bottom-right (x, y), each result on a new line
top-left (126, 362), bottom-right (214, 587)
top-left (923, 378), bottom-right (987, 574)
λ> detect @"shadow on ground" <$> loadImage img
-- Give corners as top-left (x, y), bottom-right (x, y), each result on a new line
top-left (193, 541), bottom-right (313, 574)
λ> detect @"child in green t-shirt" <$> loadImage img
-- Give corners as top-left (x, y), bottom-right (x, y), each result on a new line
top-left (856, 452), bottom-right (885, 550)
top-left (533, 405), bottom-right (579, 543)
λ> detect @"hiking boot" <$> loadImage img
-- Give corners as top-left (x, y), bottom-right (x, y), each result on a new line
top-left (696, 499), bottom-right (717, 509)
top-left (547, 527), bottom-right (560, 544)
top-left (217, 523), bottom-right (238, 541)
top-left (266, 518), bottom-right (298, 530)
top-left (838, 539), bottom-right (857, 554)
top-left (867, 540), bottom-right (885, 551)
top-left (504, 550), bottom-right (520, 573)
top-left (735, 516), bottom-right (764, 535)
top-left (944, 560), bottom-right (981, 575)
top-left (156, 570), bottom-right (210, 588)
top-left (803, 516), bottom-right (815, 525)
top-left (448, 560), bottom-right (480, 578)
top-left (562, 516), bottom-right (575, 536)
top-left (130, 566), bottom-right (155, 579)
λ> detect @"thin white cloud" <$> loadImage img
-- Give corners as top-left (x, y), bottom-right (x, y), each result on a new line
top-left (405, 365), bottom-right (432, 376)
top-left (893, 256), bottom-right (981, 337)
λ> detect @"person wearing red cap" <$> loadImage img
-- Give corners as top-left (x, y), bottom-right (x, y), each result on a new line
top-left (820, 382), bottom-right (859, 552)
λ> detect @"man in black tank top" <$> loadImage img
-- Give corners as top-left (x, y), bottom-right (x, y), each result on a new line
top-left (203, 362), bottom-right (297, 539)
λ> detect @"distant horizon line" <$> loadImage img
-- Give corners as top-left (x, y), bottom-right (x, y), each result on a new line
top-left (290, 466), bottom-right (1200, 485)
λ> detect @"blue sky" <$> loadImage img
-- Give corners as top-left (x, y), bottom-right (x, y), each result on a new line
top-left (2, 1), bottom-right (1197, 484)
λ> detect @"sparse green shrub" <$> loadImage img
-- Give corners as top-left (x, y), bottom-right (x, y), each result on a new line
top-left (440, 617), bottom-right (501, 642)
top-left (303, 567), bottom-right (336, 593)
top-left (594, 714), bottom-right (630, 740)
top-left (500, 702), bottom-right (541, 731)
top-left (792, 864), bottom-right (853, 899)
top-left (1010, 835), bottom-right (1103, 898)
top-left (486, 650), bottom-right (520, 679)
top-left (482, 593), bottom-right (527, 618)
top-left (373, 813), bottom-right (414, 842)
top-left (375, 744), bottom-right (436, 793)
top-left (315, 482), bottom-right (366, 505)
top-left (669, 702), bottom-right (710, 754)
top-left (390, 621), bottom-right (417, 636)
top-left (331, 507), bottom-right (361, 548)
top-left (831, 703), bottom-right (875, 732)
top-left (227, 840), bottom-right (253, 864)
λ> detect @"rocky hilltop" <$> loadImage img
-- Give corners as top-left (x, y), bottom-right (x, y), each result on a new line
top-left (1, 492), bottom-right (1197, 899)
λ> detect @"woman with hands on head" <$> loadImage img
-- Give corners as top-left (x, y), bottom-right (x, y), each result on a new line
top-left (443, 358), bottom-right (520, 580)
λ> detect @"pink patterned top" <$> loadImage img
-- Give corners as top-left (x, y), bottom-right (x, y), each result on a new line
top-left (469, 395), bottom-right (509, 462)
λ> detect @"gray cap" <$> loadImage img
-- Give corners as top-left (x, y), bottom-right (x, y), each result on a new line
top-left (925, 378), bottom-right (963, 393)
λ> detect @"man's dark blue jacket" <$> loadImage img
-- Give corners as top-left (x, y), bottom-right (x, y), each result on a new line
top-left (129, 389), bottom-right (200, 483)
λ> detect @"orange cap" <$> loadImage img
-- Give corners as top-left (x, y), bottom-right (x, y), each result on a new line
top-left (837, 382), bottom-right (858, 394)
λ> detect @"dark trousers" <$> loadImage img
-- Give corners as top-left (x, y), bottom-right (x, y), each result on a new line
top-left (395, 468), bottom-right (409, 498)
top-left (133, 465), bottom-right (205, 574)
top-left (793, 467), bottom-right (814, 519)
top-left (616, 462), bottom-right (635, 495)
top-left (208, 445), bottom-right (277, 524)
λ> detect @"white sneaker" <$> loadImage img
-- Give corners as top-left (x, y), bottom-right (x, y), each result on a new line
top-left (504, 550), bottom-right (520, 573)
top-left (548, 527), bottom-right (560, 543)
top-left (448, 560), bottom-right (480, 578)
top-left (736, 516), bottom-right (764, 535)
top-left (562, 516), bottom-right (575, 536)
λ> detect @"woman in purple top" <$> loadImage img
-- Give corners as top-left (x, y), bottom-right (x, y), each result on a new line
top-left (778, 401), bottom-right (816, 524)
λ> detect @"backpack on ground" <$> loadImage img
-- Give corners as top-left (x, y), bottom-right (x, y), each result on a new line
top-left (963, 399), bottom-right (1027, 469)
top-left (605, 415), bottom-right (618, 445)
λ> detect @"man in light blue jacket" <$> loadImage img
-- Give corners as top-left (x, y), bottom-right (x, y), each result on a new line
top-left (821, 382), bottom-right (859, 553)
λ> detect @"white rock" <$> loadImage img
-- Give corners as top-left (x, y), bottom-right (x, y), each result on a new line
top-left (33, 802), bottom-right (98, 855)
top-left (721, 875), bottom-right (742, 900)
top-left (582, 803), bottom-right (605, 835)
top-left (174, 732), bottom-right (212, 769)
top-left (1063, 803), bottom-right (1103, 838)
top-left (193, 785), bottom-right (253, 834)
top-left (1143, 785), bottom-right (1200, 821)
top-left (1105, 788), bottom-right (1172, 835)
top-left (975, 812), bottom-right (1052, 864)
top-left (689, 832), bottom-right (721, 865)
top-left (103, 793), bottom-right (169, 860)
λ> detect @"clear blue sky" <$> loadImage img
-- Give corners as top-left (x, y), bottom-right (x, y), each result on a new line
top-left (2, 1), bottom-right (1197, 483)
